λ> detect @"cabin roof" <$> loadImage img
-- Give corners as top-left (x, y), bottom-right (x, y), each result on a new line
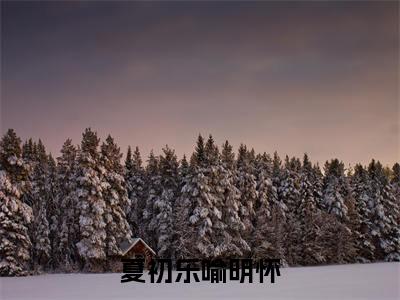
top-left (119, 238), bottom-right (156, 256)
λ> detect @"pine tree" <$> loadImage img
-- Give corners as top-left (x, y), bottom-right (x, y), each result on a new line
top-left (190, 134), bottom-right (206, 168)
top-left (278, 156), bottom-right (301, 213)
top-left (0, 171), bottom-right (33, 276)
top-left (254, 153), bottom-right (276, 240)
top-left (142, 151), bottom-right (162, 249)
top-left (172, 155), bottom-right (190, 260)
top-left (215, 141), bottom-right (250, 258)
top-left (46, 154), bottom-right (59, 268)
top-left (271, 152), bottom-right (287, 214)
top-left (322, 159), bottom-right (350, 221)
top-left (75, 128), bottom-right (107, 271)
top-left (22, 139), bottom-right (35, 164)
top-left (175, 135), bottom-right (218, 259)
top-left (125, 146), bottom-right (146, 236)
top-left (351, 164), bottom-right (375, 262)
top-left (295, 154), bottom-right (326, 265)
top-left (253, 153), bottom-right (272, 249)
top-left (100, 135), bottom-right (132, 260)
top-left (154, 146), bottom-right (179, 258)
top-left (0, 130), bottom-right (32, 276)
top-left (56, 139), bottom-right (79, 271)
top-left (236, 144), bottom-right (257, 244)
top-left (179, 155), bottom-right (190, 181)
top-left (391, 163), bottom-right (400, 224)
top-left (0, 129), bottom-right (26, 183)
top-left (30, 140), bottom-right (51, 271)
top-left (368, 160), bottom-right (400, 261)
top-left (312, 163), bottom-right (324, 209)
top-left (252, 152), bottom-right (288, 264)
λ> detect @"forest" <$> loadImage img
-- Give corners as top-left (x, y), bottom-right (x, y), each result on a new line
top-left (0, 128), bottom-right (399, 276)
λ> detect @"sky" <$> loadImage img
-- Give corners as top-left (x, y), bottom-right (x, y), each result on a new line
top-left (1, 1), bottom-right (399, 166)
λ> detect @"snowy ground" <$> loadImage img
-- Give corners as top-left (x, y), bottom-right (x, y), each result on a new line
top-left (1, 262), bottom-right (399, 300)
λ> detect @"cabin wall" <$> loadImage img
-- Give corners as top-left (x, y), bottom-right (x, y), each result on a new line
top-left (108, 242), bottom-right (155, 273)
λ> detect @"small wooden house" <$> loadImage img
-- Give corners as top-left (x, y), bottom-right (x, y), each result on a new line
top-left (109, 238), bottom-right (156, 272)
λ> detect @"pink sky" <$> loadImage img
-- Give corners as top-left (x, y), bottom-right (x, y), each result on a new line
top-left (1, 1), bottom-right (399, 166)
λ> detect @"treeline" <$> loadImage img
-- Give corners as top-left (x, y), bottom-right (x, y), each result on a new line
top-left (0, 128), bottom-right (399, 276)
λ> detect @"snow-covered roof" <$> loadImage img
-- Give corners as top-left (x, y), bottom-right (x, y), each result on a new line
top-left (120, 238), bottom-right (156, 256)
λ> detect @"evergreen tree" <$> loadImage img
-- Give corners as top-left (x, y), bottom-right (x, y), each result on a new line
top-left (75, 128), bottom-right (107, 271)
top-left (253, 152), bottom-right (288, 264)
top-left (278, 156), bottom-right (301, 213)
top-left (100, 135), bottom-right (132, 260)
top-left (175, 135), bottom-right (218, 259)
top-left (322, 159), bottom-right (350, 220)
top-left (0, 130), bottom-right (32, 276)
top-left (271, 151), bottom-right (287, 214)
top-left (154, 146), bottom-right (179, 258)
top-left (312, 163), bottom-right (324, 209)
top-left (215, 141), bottom-right (250, 258)
top-left (46, 154), bottom-right (59, 268)
top-left (56, 139), bottom-right (79, 271)
top-left (236, 144), bottom-right (257, 244)
top-left (142, 151), bottom-right (162, 249)
top-left (30, 140), bottom-right (51, 271)
top-left (391, 163), bottom-right (400, 224)
top-left (0, 171), bottom-right (33, 276)
top-left (252, 153), bottom-right (275, 258)
top-left (22, 139), bottom-right (35, 164)
top-left (351, 164), bottom-right (375, 262)
top-left (190, 134), bottom-right (206, 168)
top-left (295, 154), bottom-right (325, 265)
top-left (179, 155), bottom-right (190, 181)
top-left (368, 160), bottom-right (400, 261)
top-left (0, 129), bottom-right (30, 193)
top-left (125, 146), bottom-right (146, 236)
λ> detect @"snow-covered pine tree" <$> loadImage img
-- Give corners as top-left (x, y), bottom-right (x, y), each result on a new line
top-left (345, 193), bottom-right (366, 264)
top-left (350, 164), bottom-right (375, 262)
top-left (295, 154), bottom-right (326, 265)
top-left (322, 159), bottom-right (350, 221)
top-left (172, 155), bottom-right (191, 260)
top-left (0, 129), bottom-right (30, 186)
top-left (56, 139), bottom-right (79, 271)
top-left (252, 152), bottom-right (276, 259)
top-left (142, 151), bottom-right (162, 249)
top-left (270, 152), bottom-right (287, 213)
top-left (0, 130), bottom-right (33, 276)
top-left (278, 156), bottom-right (301, 214)
top-left (125, 146), bottom-right (146, 236)
top-left (215, 141), bottom-right (250, 259)
top-left (21, 139), bottom-right (36, 211)
top-left (236, 144), bottom-right (257, 244)
top-left (30, 140), bottom-right (51, 271)
top-left (0, 171), bottom-right (33, 276)
top-left (153, 146), bottom-right (179, 258)
top-left (46, 154), bottom-right (60, 268)
top-left (299, 154), bottom-right (319, 215)
top-left (312, 163), bottom-right (324, 209)
top-left (367, 160), bottom-right (400, 261)
top-left (254, 152), bottom-right (273, 221)
top-left (252, 151), bottom-right (288, 264)
top-left (189, 134), bottom-right (206, 168)
top-left (179, 155), bottom-right (190, 181)
top-left (22, 139), bottom-right (35, 166)
top-left (391, 163), bottom-right (400, 223)
top-left (75, 128), bottom-right (107, 271)
top-left (274, 156), bottom-right (303, 265)
top-left (100, 135), bottom-right (132, 262)
top-left (175, 135), bottom-right (217, 259)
